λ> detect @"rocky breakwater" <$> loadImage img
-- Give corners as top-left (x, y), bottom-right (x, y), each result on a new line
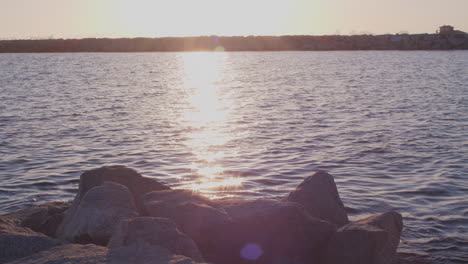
top-left (0, 165), bottom-right (405, 264)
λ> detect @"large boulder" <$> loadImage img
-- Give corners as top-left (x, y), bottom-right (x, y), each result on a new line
top-left (204, 199), bottom-right (337, 264)
top-left (57, 182), bottom-right (138, 245)
top-left (78, 165), bottom-right (170, 213)
top-left (143, 189), bottom-right (216, 210)
top-left (6, 244), bottom-right (108, 264)
top-left (143, 190), bottom-right (230, 244)
top-left (1, 201), bottom-right (70, 238)
top-left (0, 217), bottom-right (62, 263)
top-left (323, 211), bottom-right (403, 264)
top-left (110, 244), bottom-right (204, 264)
top-left (108, 217), bottom-right (204, 262)
top-left (286, 171), bottom-right (349, 226)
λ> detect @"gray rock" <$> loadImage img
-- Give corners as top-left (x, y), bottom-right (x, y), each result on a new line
top-left (1, 201), bottom-right (70, 237)
top-left (57, 182), bottom-right (138, 245)
top-left (79, 165), bottom-right (170, 213)
top-left (108, 217), bottom-right (204, 262)
top-left (0, 217), bottom-right (62, 263)
top-left (109, 244), bottom-right (203, 264)
top-left (168, 202), bottom-right (230, 243)
top-left (38, 213), bottom-right (66, 238)
top-left (323, 211), bottom-right (403, 264)
top-left (143, 189), bottom-right (215, 210)
top-left (143, 190), bottom-right (230, 244)
top-left (55, 166), bottom-right (167, 240)
top-left (204, 199), bottom-right (337, 264)
top-left (286, 171), bottom-right (349, 226)
top-left (6, 244), bottom-right (108, 264)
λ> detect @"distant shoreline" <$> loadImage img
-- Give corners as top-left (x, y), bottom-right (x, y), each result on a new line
top-left (1, 33), bottom-right (467, 53)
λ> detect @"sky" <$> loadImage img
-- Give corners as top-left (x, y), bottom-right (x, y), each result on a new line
top-left (1, 0), bottom-right (467, 39)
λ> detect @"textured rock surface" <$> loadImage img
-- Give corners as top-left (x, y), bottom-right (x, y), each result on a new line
top-left (323, 211), bottom-right (403, 264)
top-left (109, 244), bottom-right (204, 264)
top-left (38, 213), bottom-right (67, 238)
top-left (79, 165), bottom-right (170, 213)
top-left (6, 244), bottom-right (108, 264)
top-left (204, 199), bottom-right (336, 264)
top-left (0, 217), bottom-right (62, 263)
top-left (108, 217), bottom-right (204, 262)
top-left (143, 190), bottom-right (230, 244)
top-left (57, 182), bottom-right (138, 245)
top-left (1, 201), bottom-right (70, 237)
top-left (143, 189), bottom-right (216, 210)
top-left (0, 166), bottom-right (405, 264)
top-left (168, 202), bottom-right (230, 244)
top-left (286, 171), bottom-right (349, 226)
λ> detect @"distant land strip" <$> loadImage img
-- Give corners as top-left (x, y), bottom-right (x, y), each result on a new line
top-left (1, 33), bottom-right (467, 53)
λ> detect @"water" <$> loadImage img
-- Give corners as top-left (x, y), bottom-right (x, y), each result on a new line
top-left (0, 51), bottom-right (467, 263)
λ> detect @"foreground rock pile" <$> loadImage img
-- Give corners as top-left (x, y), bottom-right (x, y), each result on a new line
top-left (0, 166), bottom-right (404, 264)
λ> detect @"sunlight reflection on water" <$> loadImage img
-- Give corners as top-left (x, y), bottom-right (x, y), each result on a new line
top-left (1, 51), bottom-right (467, 263)
top-left (179, 53), bottom-right (243, 196)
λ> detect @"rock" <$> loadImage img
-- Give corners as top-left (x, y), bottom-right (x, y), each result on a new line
top-left (323, 211), bottom-right (403, 264)
top-left (286, 171), bottom-right (349, 226)
top-left (55, 165), bottom-right (167, 240)
top-left (143, 190), bottom-right (230, 244)
top-left (6, 244), bottom-right (108, 264)
top-left (57, 182), bottom-right (138, 245)
top-left (167, 202), bottom-right (230, 243)
top-left (108, 217), bottom-right (204, 262)
top-left (38, 213), bottom-right (66, 237)
top-left (78, 165), bottom-right (170, 213)
top-left (143, 189), bottom-right (216, 210)
top-left (204, 199), bottom-right (337, 264)
top-left (0, 217), bottom-right (62, 263)
top-left (1, 201), bottom-right (70, 237)
top-left (109, 243), bottom-right (205, 264)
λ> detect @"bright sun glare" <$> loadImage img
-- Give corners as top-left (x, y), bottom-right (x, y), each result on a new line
top-left (179, 53), bottom-right (243, 196)
top-left (110, 0), bottom-right (295, 37)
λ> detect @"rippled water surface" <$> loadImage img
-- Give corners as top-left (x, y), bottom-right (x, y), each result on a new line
top-left (1, 51), bottom-right (467, 263)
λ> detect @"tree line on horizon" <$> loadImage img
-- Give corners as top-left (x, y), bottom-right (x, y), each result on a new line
top-left (0, 34), bottom-right (467, 52)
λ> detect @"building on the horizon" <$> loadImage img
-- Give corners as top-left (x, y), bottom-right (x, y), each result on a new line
top-left (437, 25), bottom-right (454, 34)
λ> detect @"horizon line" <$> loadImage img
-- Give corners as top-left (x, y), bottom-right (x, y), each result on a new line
top-left (2, 30), bottom-right (466, 41)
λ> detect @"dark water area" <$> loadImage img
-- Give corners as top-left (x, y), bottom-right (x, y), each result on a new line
top-left (0, 51), bottom-right (467, 263)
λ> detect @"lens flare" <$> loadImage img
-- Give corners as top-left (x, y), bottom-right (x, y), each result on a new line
top-left (241, 243), bottom-right (263, 260)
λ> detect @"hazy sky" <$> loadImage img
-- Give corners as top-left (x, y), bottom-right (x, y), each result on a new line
top-left (1, 0), bottom-right (467, 39)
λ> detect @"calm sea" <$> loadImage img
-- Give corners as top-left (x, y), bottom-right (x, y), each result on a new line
top-left (0, 51), bottom-right (467, 263)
